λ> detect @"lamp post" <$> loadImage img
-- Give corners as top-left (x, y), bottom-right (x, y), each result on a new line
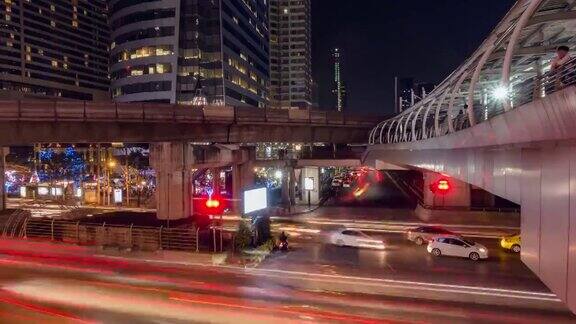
top-left (304, 177), bottom-right (314, 208)
top-left (107, 159), bottom-right (116, 206)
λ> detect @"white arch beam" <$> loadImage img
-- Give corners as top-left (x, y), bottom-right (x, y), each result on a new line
top-left (502, 0), bottom-right (546, 111)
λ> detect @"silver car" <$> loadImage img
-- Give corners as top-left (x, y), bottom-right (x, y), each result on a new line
top-left (407, 226), bottom-right (458, 245)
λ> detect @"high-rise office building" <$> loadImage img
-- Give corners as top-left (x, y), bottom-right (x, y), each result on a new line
top-left (269, 0), bottom-right (312, 109)
top-left (110, 0), bottom-right (270, 108)
top-left (332, 48), bottom-right (346, 112)
top-left (0, 0), bottom-right (110, 100)
top-left (397, 77), bottom-right (435, 112)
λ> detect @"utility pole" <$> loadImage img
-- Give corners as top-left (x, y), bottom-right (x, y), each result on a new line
top-left (96, 144), bottom-right (101, 205)
top-left (124, 148), bottom-right (130, 207)
top-left (394, 76), bottom-right (399, 114)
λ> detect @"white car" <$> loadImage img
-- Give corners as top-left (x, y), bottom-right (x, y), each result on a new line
top-left (330, 230), bottom-right (385, 250)
top-left (427, 235), bottom-right (488, 261)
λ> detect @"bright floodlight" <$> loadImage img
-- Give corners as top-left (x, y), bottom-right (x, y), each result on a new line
top-left (274, 170), bottom-right (283, 179)
top-left (492, 86), bottom-right (509, 100)
top-left (244, 188), bottom-right (268, 214)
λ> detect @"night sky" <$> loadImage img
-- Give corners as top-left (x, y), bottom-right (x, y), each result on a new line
top-left (312, 0), bottom-right (516, 116)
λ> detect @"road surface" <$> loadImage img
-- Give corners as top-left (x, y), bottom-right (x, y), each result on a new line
top-left (0, 240), bottom-right (572, 323)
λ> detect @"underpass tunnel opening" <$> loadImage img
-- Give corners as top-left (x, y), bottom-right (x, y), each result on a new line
top-left (322, 166), bottom-right (414, 209)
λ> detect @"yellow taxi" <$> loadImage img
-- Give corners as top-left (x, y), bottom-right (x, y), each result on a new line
top-left (500, 233), bottom-right (521, 253)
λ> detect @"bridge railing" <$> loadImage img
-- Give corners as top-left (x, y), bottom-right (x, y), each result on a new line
top-left (511, 57), bottom-right (576, 108)
top-left (0, 101), bottom-right (377, 128)
top-left (370, 57), bottom-right (576, 145)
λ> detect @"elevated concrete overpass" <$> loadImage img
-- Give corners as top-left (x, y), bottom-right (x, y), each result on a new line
top-left (0, 101), bottom-right (377, 145)
top-left (365, 0), bottom-right (576, 313)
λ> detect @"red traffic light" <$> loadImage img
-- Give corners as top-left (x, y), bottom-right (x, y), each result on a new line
top-left (437, 179), bottom-right (450, 191)
top-left (197, 196), bottom-right (225, 215)
top-left (205, 199), bottom-right (221, 208)
top-left (430, 178), bottom-right (450, 195)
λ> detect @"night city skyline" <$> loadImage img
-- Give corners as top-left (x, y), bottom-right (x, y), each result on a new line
top-left (1, 0), bottom-right (576, 322)
top-left (312, 0), bottom-right (516, 115)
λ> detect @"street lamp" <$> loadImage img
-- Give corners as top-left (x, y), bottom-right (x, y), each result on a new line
top-left (492, 86), bottom-right (509, 101)
top-left (105, 159), bottom-right (116, 205)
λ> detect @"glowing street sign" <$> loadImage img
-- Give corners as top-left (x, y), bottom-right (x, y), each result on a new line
top-left (37, 187), bottom-right (49, 196)
top-left (304, 177), bottom-right (315, 191)
top-left (113, 189), bottom-right (123, 203)
top-left (19, 186), bottom-right (26, 198)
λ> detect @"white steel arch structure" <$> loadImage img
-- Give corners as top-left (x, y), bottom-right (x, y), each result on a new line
top-left (370, 0), bottom-right (576, 145)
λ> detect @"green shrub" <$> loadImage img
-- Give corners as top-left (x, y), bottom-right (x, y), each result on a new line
top-left (259, 238), bottom-right (276, 253)
top-left (234, 221), bottom-right (252, 252)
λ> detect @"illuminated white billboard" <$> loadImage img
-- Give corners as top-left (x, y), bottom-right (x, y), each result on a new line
top-left (243, 187), bottom-right (267, 214)
top-left (37, 187), bottom-right (49, 196)
top-left (114, 189), bottom-right (123, 204)
top-left (304, 177), bottom-right (315, 191)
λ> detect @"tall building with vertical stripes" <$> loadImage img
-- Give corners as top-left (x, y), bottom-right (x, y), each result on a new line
top-left (269, 0), bottom-right (312, 109)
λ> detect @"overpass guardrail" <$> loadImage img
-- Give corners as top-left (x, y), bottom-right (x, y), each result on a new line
top-left (0, 101), bottom-right (378, 128)
top-left (370, 57), bottom-right (576, 145)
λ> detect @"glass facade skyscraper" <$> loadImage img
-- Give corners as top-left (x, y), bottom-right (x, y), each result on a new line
top-left (110, 0), bottom-right (269, 108)
top-left (0, 0), bottom-right (109, 100)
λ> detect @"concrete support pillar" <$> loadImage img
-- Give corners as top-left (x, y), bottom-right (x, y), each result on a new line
top-left (280, 171), bottom-right (289, 206)
top-left (0, 148), bottom-right (6, 211)
top-left (520, 146), bottom-right (576, 313)
top-left (300, 166), bottom-right (320, 206)
top-left (288, 166), bottom-right (296, 206)
top-left (232, 160), bottom-right (255, 203)
top-left (150, 143), bottom-right (195, 221)
top-left (279, 165), bottom-right (297, 207)
top-left (422, 171), bottom-right (471, 208)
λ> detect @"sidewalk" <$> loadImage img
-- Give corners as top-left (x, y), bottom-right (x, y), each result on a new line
top-left (0, 238), bottom-right (272, 270)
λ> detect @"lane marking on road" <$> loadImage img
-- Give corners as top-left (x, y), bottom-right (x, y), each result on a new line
top-left (97, 255), bottom-right (558, 301)
top-left (169, 295), bottom-right (402, 324)
top-left (298, 219), bottom-right (520, 230)
top-left (224, 214), bottom-right (520, 230)
top-left (309, 227), bottom-right (505, 239)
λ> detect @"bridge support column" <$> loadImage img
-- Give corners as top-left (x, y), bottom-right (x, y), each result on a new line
top-left (288, 166), bottom-right (296, 206)
top-left (150, 143), bottom-right (195, 221)
top-left (232, 148), bottom-right (256, 212)
top-left (422, 171), bottom-right (470, 208)
top-left (280, 166), bottom-right (296, 208)
top-left (521, 146), bottom-right (576, 313)
top-left (300, 167), bottom-right (320, 206)
top-left (0, 148), bottom-right (6, 211)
